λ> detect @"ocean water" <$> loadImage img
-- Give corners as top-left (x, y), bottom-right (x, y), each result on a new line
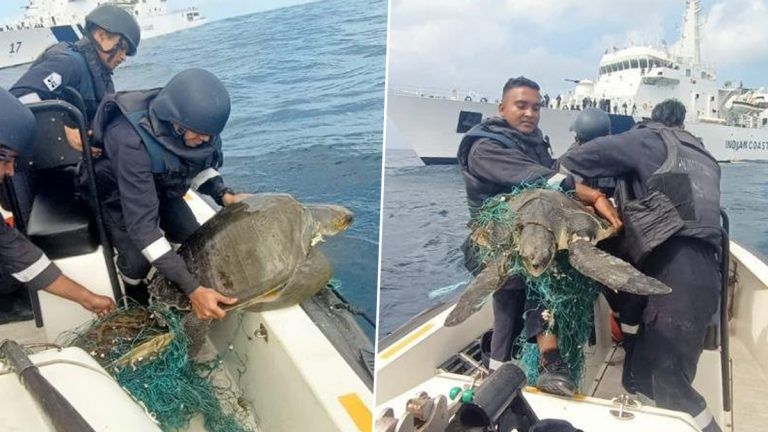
top-left (379, 148), bottom-right (768, 338)
top-left (0, 0), bottom-right (387, 337)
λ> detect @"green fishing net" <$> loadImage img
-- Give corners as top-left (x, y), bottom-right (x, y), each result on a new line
top-left (58, 303), bottom-right (253, 432)
top-left (470, 183), bottom-right (600, 386)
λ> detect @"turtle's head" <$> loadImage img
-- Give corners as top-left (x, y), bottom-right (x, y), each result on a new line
top-left (307, 204), bottom-right (354, 236)
top-left (518, 223), bottom-right (556, 277)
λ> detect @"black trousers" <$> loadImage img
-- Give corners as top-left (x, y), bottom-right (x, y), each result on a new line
top-left (629, 237), bottom-right (720, 425)
top-left (463, 236), bottom-right (547, 365)
top-left (103, 196), bottom-right (200, 281)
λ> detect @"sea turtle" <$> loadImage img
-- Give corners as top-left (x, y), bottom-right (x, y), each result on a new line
top-left (445, 189), bottom-right (672, 327)
top-left (148, 193), bottom-right (354, 353)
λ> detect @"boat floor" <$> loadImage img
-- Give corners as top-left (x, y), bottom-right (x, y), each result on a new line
top-left (591, 335), bottom-right (768, 432)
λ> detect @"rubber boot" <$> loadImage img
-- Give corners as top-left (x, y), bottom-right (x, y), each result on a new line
top-left (621, 332), bottom-right (638, 394)
top-left (124, 281), bottom-right (150, 306)
top-left (536, 350), bottom-right (576, 396)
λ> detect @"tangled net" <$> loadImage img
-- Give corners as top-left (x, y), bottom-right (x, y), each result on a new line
top-left (58, 303), bottom-right (253, 432)
top-left (470, 183), bottom-right (600, 385)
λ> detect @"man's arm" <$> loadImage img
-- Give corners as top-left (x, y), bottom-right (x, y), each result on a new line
top-left (559, 131), bottom-right (652, 180)
top-left (9, 54), bottom-right (79, 103)
top-left (0, 221), bottom-right (114, 315)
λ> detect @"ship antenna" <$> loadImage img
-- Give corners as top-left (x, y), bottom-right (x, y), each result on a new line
top-left (679, 0), bottom-right (702, 64)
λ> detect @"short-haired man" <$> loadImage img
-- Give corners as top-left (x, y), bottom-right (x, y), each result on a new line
top-left (457, 76), bottom-right (621, 395)
top-left (559, 99), bottom-right (722, 432)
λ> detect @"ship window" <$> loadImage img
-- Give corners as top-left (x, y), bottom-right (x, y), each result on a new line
top-left (623, 60), bottom-right (630, 70)
top-left (630, 59), bottom-right (639, 68)
top-left (611, 64), bottom-right (618, 72)
top-left (640, 58), bottom-right (648, 68)
top-left (686, 69), bottom-right (691, 77)
top-left (701, 71), bottom-right (707, 79)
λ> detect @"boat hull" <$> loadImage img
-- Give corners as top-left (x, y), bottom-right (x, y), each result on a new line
top-left (388, 92), bottom-right (768, 163)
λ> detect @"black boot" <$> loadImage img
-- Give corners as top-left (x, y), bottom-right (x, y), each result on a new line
top-left (621, 333), bottom-right (638, 394)
top-left (124, 281), bottom-right (150, 306)
top-left (537, 350), bottom-right (576, 396)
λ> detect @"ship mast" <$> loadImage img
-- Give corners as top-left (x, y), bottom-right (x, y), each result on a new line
top-left (676, 0), bottom-right (702, 64)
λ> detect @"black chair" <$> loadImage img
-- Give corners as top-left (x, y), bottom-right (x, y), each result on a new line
top-left (4, 98), bottom-right (123, 326)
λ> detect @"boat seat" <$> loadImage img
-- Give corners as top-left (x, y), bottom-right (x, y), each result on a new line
top-left (26, 167), bottom-right (98, 260)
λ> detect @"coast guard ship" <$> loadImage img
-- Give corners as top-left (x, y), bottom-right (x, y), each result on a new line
top-left (0, 0), bottom-right (206, 70)
top-left (387, 0), bottom-right (768, 163)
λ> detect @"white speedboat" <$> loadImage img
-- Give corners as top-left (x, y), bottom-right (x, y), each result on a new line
top-left (374, 232), bottom-right (768, 431)
top-left (0, 0), bottom-right (206, 70)
top-left (390, 0), bottom-right (768, 164)
top-left (0, 99), bottom-right (373, 431)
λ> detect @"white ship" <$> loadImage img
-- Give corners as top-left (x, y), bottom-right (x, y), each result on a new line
top-left (388, 0), bottom-right (768, 164)
top-left (0, 0), bottom-right (206, 70)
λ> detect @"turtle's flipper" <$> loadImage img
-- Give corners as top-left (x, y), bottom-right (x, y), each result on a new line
top-left (568, 239), bottom-right (671, 295)
top-left (445, 257), bottom-right (508, 327)
top-left (242, 249), bottom-right (332, 313)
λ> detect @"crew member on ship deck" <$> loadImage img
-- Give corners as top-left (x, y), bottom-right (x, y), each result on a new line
top-left (559, 99), bottom-right (723, 432)
top-left (0, 87), bottom-right (115, 317)
top-left (457, 76), bottom-right (622, 396)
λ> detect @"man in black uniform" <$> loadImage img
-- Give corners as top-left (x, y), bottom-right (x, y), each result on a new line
top-left (5, 5), bottom-right (140, 225)
top-left (10, 4), bottom-right (140, 125)
top-left (0, 88), bottom-right (115, 316)
top-left (457, 77), bottom-right (622, 396)
top-left (85, 68), bottom-right (247, 321)
top-left (560, 99), bottom-right (722, 432)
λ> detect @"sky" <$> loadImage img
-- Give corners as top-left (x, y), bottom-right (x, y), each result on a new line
top-left (388, 0), bottom-right (768, 98)
top-left (0, 0), bottom-right (314, 23)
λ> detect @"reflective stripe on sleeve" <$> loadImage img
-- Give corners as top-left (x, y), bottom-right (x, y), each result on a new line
top-left (489, 358), bottom-right (504, 371)
top-left (620, 323), bottom-right (640, 335)
top-left (12, 254), bottom-right (51, 283)
top-left (693, 408), bottom-right (714, 429)
top-left (190, 168), bottom-right (221, 190)
top-left (547, 173), bottom-right (567, 187)
top-left (18, 93), bottom-right (42, 104)
top-left (141, 237), bottom-right (172, 263)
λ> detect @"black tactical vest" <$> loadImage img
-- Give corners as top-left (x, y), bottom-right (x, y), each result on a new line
top-left (457, 119), bottom-right (554, 217)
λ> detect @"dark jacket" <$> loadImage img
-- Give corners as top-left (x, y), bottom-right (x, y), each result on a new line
top-left (10, 39), bottom-right (114, 121)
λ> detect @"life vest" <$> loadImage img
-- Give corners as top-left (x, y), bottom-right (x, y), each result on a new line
top-left (93, 90), bottom-right (222, 198)
top-left (457, 119), bottom-right (554, 217)
top-left (642, 123), bottom-right (722, 246)
top-left (617, 123), bottom-right (722, 264)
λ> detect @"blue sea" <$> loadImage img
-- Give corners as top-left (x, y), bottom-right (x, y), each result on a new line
top-left (379, 148), bottom-right (768, 338)
top-left (0, 0), bottom-right (387, 338)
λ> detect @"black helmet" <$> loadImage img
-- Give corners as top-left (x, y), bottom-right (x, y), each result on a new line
top-left (85, 5), bottom-right (141, 56)
top-left (151, 69), bottom-right (231, 136)
top-left (570, 107), bottom-right (611, 142)
top-left (0, 87), bottom-right (36, 155)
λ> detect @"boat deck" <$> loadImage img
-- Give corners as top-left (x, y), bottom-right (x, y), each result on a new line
top-left (586, 333), bottom-right (768, 432)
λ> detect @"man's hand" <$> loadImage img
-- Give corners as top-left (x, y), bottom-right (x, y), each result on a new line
top-left (222, 192), bottom-right (251, 207)
top-left (189, 286), bottom-right (238, 320)
top-left (574, 182), bottom-right (623, 230)
top-left (44, 274), bottom-right (115, 317)
top-left (81, 294), bottom-right (116, 317)
top-left (593, 195), bottom-right (623, 230)
top-left (64, 126), bottom-right (102, 157)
